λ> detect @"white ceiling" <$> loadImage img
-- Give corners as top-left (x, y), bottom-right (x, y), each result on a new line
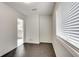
top-left (5, 2), bottom-right (54, 16)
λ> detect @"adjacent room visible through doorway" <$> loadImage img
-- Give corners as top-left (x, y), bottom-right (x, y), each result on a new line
top-left (17, 18), bottom-right (24, 47)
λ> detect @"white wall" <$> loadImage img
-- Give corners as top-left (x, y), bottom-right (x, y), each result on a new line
top-left (51, 3), bottom-right (73, 57)
top-left (40, 15), bottom-right (52, 43)
top-left (0, 3), bottom-right (17, 56)
top-left (24, 15), bottom-right (39, 44)
top-left (24, 15), bottom-right (52, 44)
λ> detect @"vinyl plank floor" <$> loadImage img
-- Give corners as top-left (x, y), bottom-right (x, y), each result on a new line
top-left (2, 43), bottom-right (56, 57)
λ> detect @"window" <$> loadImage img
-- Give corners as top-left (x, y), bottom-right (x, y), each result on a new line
top-left (57, 2), bottom-right (79, 48)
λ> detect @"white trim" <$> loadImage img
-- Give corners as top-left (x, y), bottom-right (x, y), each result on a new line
top-left (57, 35), bottom-right (79, 57)
top-left (24, 41), bottom-right (40, 44)
top-left (40, 41), bottom-right (52, 43)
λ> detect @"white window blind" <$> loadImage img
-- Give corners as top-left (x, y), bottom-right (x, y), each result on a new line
top-left (59, 2), bottom-right (79, 48)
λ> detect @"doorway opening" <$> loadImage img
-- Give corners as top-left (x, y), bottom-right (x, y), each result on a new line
top-left (17, 18), bottom-right (24, 47)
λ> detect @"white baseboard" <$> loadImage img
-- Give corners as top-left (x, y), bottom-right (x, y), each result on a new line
top-left (24, 41), bottom-right (52, 44)
top-left (24, 41), bottom-right (40, 44)
top-left (40, 41), bottom-right (52, 43)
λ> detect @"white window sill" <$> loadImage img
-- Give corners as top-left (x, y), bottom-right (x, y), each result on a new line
top-left (57, 35), bottom-right (79, 57)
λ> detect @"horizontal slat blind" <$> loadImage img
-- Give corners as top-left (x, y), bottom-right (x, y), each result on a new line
top-left (62, 2), bottom-right (79, 48)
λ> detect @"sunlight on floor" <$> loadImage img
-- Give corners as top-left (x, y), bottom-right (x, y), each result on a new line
top-left (17, 39), bottom-right (23, 47)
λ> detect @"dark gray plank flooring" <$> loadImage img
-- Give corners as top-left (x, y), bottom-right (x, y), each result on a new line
top-left (2, 43), bottom-right (56, 57)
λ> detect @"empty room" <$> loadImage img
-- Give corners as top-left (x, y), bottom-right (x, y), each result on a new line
top-left (0, 1), bottom-right (79, 57)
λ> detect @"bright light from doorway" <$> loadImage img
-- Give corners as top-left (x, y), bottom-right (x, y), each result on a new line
top-left (17, 18), bottom-right (24, 47)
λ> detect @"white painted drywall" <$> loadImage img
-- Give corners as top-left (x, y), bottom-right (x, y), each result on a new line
top-left (40, 15), bottom-right (52, 43)
top-left (0, 3), bottom-right (17, 56)
top-left (24, 15), bottom-right (39, 44)
top-left (51, 3), bottom-right (73, 57)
